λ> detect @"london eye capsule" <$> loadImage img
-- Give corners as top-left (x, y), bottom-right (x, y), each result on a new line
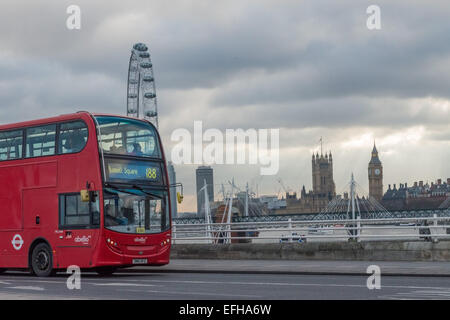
top-left (145, 111), bottom-right (157, 117)
top-left (144, 92), bottom-right (156, 99)
top-left (142, 76), bottom-right (154, 82)
top-left (140, 62), bottom-right (153, 69)
top-left (133, 43), bottom-right (148, 52)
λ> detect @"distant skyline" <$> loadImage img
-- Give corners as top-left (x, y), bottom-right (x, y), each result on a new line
top-left (176, 143), bottom-right (450, 213)
top-left (0, 1), bottom-right (449, 212)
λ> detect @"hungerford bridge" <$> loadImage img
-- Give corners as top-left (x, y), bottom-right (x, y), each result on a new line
top-left (174, 174), bottom-right (450, 225)
top-left (173, 208), bottom-right (450, 225)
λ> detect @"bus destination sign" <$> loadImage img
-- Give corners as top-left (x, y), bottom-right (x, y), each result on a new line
top-left (105, 159), bottom-right (162, 183)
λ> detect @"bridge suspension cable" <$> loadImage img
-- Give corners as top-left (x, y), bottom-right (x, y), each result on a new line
top-left (313, 173), bottom-right (393, 221)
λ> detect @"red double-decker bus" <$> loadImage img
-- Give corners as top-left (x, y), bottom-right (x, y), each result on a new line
top-left (0, 112), bottom-right (172, 276)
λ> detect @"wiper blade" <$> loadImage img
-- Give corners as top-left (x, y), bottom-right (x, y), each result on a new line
top-left (132, 184), bottom-right (152, 195)
top-left (105, 183), bottom-right (137, 195)
top-left (132, 185), bottom-right (162, 199)
top-left (105, 183), bottom-right (162, 198)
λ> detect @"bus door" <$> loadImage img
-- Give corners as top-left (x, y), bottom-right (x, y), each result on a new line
top-left (55, 192), bottom-right (100, 268)
top-left (21, 187), bottom-right (58, 267)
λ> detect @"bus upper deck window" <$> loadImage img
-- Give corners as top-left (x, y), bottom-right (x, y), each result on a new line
top-left (59, 121), bottom-right (88, 154)
top-left (26, 124), bottom-right (56, 158)
top-left (0, 129), bottom-right (23, 161)
top-left (95, 116), bottom-right (160, 158)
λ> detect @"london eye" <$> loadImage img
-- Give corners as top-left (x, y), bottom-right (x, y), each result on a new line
top-left (126, 43), bottom-right (158, 128)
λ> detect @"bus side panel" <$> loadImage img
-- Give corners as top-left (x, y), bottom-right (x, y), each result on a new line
top-left (0, 167), bottom-right (23, 230)
top-left (0, 233), bottom-right (27, 267)
top-left (0, 162), bottom-right (58, 268)
top-left (0, 162), bottom-right (57, 230)
top-left (0, 231), bottom-right (53, 268)
top-left (22, 187), bottom-right (59, 267)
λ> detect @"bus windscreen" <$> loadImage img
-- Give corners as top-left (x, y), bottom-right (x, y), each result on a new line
top-left (95, 116), bottom-right (160, 158)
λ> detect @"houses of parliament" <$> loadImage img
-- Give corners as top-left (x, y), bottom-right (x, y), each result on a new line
top-left (275, 143), bottom-right (383, 214)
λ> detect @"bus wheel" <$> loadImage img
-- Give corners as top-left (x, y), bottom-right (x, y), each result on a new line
top-left (95, 266), bottom-right (117, 276)
top-left (31, 243), bottom-right (54, 277)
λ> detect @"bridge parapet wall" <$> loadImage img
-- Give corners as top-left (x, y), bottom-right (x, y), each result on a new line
top-left (171, 241), bottom-right (450, 262)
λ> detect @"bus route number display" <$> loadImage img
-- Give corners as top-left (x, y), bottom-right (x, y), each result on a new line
top-left (106, 160), bottom-right (161, 183)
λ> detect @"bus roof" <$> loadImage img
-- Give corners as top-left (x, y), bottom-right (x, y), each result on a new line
top-left (0, 111), bottom-right (154, 131)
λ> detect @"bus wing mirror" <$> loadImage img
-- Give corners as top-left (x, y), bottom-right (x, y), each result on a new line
top-left (80, 189), bottom-right (90, 202)
top-left (89, 190), bottom-right (98, 203)
top-left (177, 192), bottom-right (183, 204)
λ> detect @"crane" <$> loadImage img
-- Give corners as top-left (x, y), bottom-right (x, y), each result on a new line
top-left (277, 178), bottom-right (292, 196)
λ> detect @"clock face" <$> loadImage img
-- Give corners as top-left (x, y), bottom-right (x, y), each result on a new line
top-left (374, 169), bottom-right (381, 176)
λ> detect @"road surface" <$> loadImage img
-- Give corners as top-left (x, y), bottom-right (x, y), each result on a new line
top-left (2, 268), bottom-right (450, 299)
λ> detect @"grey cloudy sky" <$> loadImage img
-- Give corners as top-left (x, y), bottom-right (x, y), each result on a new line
top-left (1, 0), bottom-right (449, 212)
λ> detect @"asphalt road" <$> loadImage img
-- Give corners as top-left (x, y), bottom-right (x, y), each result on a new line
top-left (2, 269), bottom-right (450, 300)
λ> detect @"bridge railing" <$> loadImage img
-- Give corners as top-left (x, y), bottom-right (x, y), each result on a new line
top-left (172, 215), bottom-right (450, 244)
top-left (172, 208), bottom-right (450, 225)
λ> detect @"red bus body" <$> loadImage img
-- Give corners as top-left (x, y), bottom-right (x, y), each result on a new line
top-left (0, 112), bottom-right (171, 272)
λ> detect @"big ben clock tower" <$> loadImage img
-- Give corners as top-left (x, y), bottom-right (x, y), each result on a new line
top-left (368, 143), bottom-right (383, 201)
